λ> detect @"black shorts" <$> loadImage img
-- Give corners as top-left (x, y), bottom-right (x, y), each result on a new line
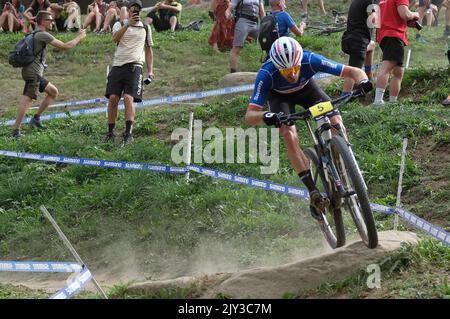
top-left (23, 75), bottom-right (49, 100)
top-left (380, 37), bottom-right (405, 66)
top-left (268, 79), bottom-right (339, 117)
top-left (147, 11), bottom-right (181, 32)
top-left (105, 64), bottom-right (144, 102)
top-left (341, 37), bottom-right (367, 69)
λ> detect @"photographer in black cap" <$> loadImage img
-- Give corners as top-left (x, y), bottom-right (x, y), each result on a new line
top-left (104, 0), bottom-right (154, 145)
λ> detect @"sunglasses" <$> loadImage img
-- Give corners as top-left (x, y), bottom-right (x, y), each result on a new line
top-left (279, 65), bottom-right (301, 77)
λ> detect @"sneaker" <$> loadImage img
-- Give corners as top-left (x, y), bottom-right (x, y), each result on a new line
top-left (416, 36), bottom-right (428, 43)
top-left (122, 132), bottom-right (134, 145)
top-left (442, 96), bottom-right (450, 107)
top-left (12, 129), bottom-right (22, 138)
top-left (104, 132), bottom-right (116, 143)
top-left (309, 190), bottom-right (330, 214)
top-left (444, 28), bottom-right (450, 37)
top-left (29, 117), bottom-right (46, 129)
top-left (301, 13), bottom-right (309, 24)
top-left (373, 100), bottom-right (385, 106)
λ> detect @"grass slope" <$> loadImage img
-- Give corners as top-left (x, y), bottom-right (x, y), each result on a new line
top-left (0, 2), bottom-right (449, 298)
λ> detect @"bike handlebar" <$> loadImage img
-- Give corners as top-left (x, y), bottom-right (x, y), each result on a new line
top-left (279, 88), bottom-right (365, 124)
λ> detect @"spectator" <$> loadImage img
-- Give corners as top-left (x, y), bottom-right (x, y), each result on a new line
top-left (116, 0), bottom-right (130, 22)
top-left (415, 0), bottom-right (438, 42)
top-left (341, 0), bottom-right (378, 95)
top-left (208, 0), bottom-right (235, 53)
top-left (100, 0), bottom-right (120, 32)
top-left (12, 10), bottom-right (86, 138)
top-left (0, 0), bottom-right (25, 32)
top-left (48, 0), bottom-right (81, 32)
top-left (442, 0), bottom-right (450, 37)
top-left (225, 0), bottom-right (265, 73)
top-left (269, 0), bottom-right (305, 38)
top-left (23, 0), bottom-right (50, 31)
top-left (374, 0), bottom-right (420, 105)
top-left (105, 0), bottom-right (154, 145)
top-left (145, 0), bottom-right (182, 32)
top-left (442, 44), bottom-right (450, 106)
top-left (300, 0), bottom-right (327, 22)
top-left (63, 0), bottom-right (81, 31)
top-left (83, 0), bottom-right (107, 33)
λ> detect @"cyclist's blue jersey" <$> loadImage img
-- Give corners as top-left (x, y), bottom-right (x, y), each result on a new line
top-left (249, 51), bottom-right (345, 108)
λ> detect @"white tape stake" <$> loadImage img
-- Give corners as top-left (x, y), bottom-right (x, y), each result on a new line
top-left (105, 65), bottom-right (110, 118)
top-left (405, 49), bottom-right (412, 69)
top-left (394, 138), bottom-right (408, 231)
top-left (186, 112), bottom-right (194, 182)
top-left (40, 206), bottom-right (108, 299)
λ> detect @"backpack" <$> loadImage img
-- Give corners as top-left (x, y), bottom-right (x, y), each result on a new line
top-left (233, 0), bottom-right (244, 22)
top-left (258, 14), bottom-right (279, 53)
top-left (8, 30), bottom-right (44, 68)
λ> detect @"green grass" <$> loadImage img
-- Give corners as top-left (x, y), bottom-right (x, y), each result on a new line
top-left (0, 3), bottom-right (449, 299)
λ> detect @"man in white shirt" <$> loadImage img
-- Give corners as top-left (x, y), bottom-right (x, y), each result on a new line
top-left (105, 0), bottom-right (154, 145)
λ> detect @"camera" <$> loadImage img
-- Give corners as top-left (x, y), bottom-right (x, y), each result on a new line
top-left (144, 74), bottom-right (154, 85)
top-left (414, 20), bottom-right (423, 31)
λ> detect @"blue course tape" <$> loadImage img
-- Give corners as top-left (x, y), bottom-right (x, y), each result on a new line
top-left (50, 267), bottom-right (93, 299)
top-left (188, 165), bottom-right (309, 199)
top-left (396, 207), bottom-right (450, 246)
top-left (0, 72), bottom-right (343, 127)
top-left (0, 261), bottom-right (82, 273)
top-left (189, 165), bottom-right (449, 246)
top-left (0, 84), bottom-right (254, 126)
top-left (0, 150), bottom-right (187, 174)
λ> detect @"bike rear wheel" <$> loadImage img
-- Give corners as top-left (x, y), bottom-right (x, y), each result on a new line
top-left (330, 136), bottom-right (378, 248)
top-left (304, 147), bottom-right (346, 249)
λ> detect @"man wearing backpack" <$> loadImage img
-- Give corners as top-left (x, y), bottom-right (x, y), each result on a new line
top-left (11, 10), bottom-right (86, 138)
top-left (259, 0), bottom-right (305, 56)
top-left (104, 0), bottom-right (154, 145)
top-left (225, 0), bottom-right (265, 73)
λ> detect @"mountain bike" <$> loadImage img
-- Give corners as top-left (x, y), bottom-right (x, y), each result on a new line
top-left (279, 89), bottom-right (378, 249)
top-left (306, 9), bottom-right (347, 36)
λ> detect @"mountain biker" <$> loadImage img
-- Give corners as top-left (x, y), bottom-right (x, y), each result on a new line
top-left (244, 37), bottom-right (373, 213)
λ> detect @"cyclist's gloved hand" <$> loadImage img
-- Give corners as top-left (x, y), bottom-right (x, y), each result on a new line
top-left (263, 112), bottom-right (283, 127)
top-left (357, 79), bottom-right (373, 95)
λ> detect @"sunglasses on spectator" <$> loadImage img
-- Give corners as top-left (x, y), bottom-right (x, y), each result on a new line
top-left (279, 65), bottom-right (301, 77)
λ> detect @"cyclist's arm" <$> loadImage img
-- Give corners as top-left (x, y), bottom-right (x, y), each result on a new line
top-left (245, 73), bottom-right (272, 125)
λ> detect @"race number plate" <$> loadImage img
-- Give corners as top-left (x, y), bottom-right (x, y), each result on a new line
top-left (309, 101), bottom-right (333, 118)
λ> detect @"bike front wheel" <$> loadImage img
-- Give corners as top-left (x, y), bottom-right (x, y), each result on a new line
top-left (304, 147), bottom-right (346, 249)
top-left (330, 136), bottom-right (378, 248)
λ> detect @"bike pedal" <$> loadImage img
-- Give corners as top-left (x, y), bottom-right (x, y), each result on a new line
top-left (310, 207), bottom-right (324, 221)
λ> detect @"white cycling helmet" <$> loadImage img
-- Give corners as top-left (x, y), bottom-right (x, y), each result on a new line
top-left (269, 36), bottom-right (303, 69)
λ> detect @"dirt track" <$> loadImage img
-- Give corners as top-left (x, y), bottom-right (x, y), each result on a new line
top-left (127, 231), bottom-right (419, 298)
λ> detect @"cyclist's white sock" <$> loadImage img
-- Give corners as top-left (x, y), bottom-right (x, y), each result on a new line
top-left (374, 88), bottom-right (385, 104)
top-left (389, 96), bottom-right (398, 102)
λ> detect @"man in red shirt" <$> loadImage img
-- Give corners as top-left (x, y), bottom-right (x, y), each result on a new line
top-left (374, 0), bottom-right (419, 104)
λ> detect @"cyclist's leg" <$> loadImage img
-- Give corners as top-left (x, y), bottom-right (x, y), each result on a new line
top-left (268, 92), bottom-right (308, 174)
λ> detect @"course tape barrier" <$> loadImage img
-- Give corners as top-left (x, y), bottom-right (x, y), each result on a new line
top-left (0, 84), bottom-right (253, 126)
top-left (188, 165), bottom-right (449, 247)
top-left (1, 150), bottom-right (446, 246)
top-left (0, 150), bottom-right (187, 174)
top-left (396, 207), bottom-right (450, 246)
top-left (0, 261), bottom-right (82, 273)
top-left (0, 70), bottom-right (348, 127)
top-left (50, 267), bottom-right (93, 299)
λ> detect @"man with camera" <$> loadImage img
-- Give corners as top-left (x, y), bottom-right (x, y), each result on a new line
top-left (373, 0), bottom-right (420, 105)
top-left (105, 0), bottom-right (154, 145)
top-left (12, 10), bottom-right (86, 138)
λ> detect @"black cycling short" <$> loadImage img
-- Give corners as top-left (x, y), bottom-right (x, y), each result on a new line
top-left (341, 37), bottom-right (367, 69)
top-left (380, 37), bottom-right (405, 66)
top-left (105, 63), bottom-right (144, 102)
top-left (268, 79), bottom-right (339, 117)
